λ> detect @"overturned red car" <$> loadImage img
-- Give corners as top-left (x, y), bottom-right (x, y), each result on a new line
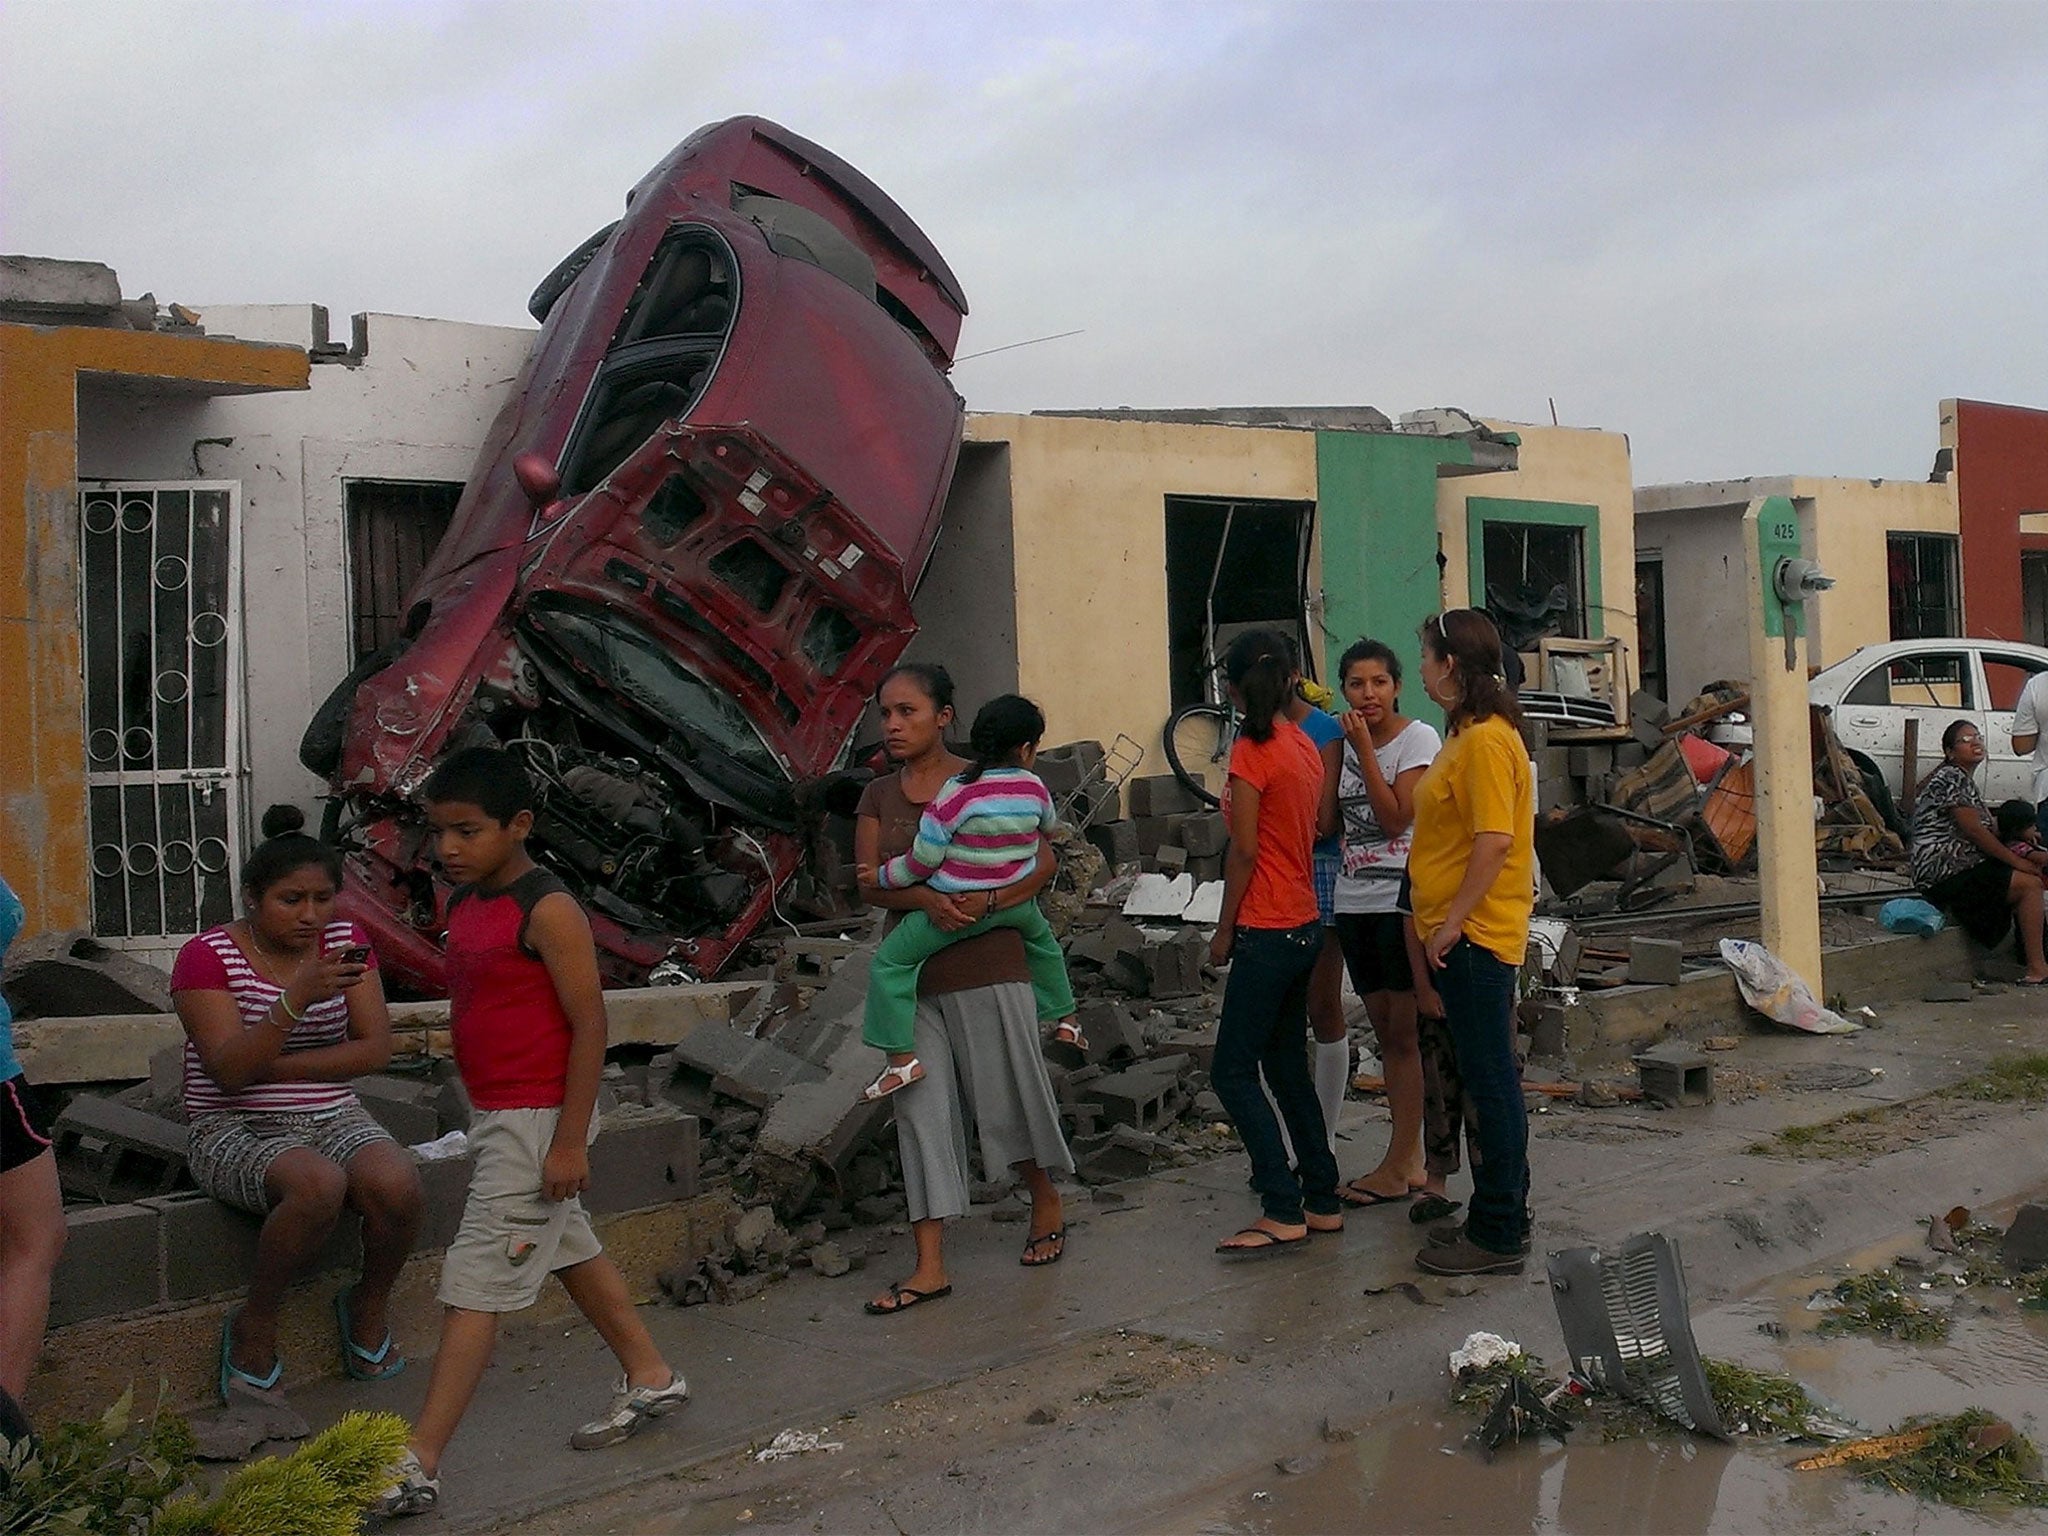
top-left (303, 117), bottom-right (968, 994)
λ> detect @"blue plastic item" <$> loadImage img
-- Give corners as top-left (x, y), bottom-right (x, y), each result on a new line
top-left (1878, 897), bottom-right (1945, 935)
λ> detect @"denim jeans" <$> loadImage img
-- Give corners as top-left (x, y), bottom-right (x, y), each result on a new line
top-left (1434, 938), bottom-right (1529, 1253)
top-left (1211, 922), bottom-right (1340, 1223)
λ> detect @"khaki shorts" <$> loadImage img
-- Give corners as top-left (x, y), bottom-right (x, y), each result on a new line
top-left (438, 1108), bottom-right (602, 1313)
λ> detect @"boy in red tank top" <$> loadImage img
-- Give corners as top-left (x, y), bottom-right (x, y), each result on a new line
top-left (378, 749), bottom-right (688, 1518)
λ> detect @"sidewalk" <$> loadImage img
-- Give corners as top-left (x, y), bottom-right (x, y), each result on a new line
top-left (272, 989), bottom-right (2048, 1532)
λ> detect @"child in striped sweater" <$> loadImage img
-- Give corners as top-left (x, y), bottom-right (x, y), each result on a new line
top-left (856, 695), bottom-right (1083, 1101)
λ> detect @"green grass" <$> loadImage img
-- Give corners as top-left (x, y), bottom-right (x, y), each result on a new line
top-left (1703, 1359), bottom-right (1827, 1438)
top-left (1952, 1054), bottom-right (2048, 1103)
top-left (1863, 1410), bottom-right (2048, 1509)
top-left (1818, 1268), bottom-right (1950, 1343)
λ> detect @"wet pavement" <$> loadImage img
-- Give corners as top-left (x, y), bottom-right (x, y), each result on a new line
top-left (268, 988), bottom-right (2048, 1533)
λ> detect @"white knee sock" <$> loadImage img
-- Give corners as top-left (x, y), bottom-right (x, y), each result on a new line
top-left (1314, 1039), bottom-right (1350, 1150)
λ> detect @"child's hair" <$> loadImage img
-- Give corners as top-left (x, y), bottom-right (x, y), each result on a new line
top-left (1420, 609), bottom-right (1523, 734)
top-left (962, 694), bottom-right (1046, 783)
top-left (877, 662), bottom-right (955, 715)
top-left (421, 746), bottom-right (535, 822)
top-left (240, 805), bottom-right (343, 899)
top-left (1996, 799), bottom-right (2037, 843)
top-left (1339, 637), bottom-right (1402, 689)
top-left (1224, 628), bottom-right (1296, 743)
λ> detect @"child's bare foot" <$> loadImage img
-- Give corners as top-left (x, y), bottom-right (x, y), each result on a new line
top-left (862, 1057), bottom-right (925, 1101)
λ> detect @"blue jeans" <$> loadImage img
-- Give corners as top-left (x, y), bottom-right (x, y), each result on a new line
top-left (1211, 922), bottom-right (1340, 1223)
top-left (1434, 938), bottom-right (1530, 1253)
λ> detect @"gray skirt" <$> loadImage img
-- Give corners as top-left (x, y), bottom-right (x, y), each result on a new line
top-left (895, 981), bottom-right (1074, 1223)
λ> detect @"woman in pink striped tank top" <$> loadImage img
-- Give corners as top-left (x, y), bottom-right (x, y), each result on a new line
top-left (172, 807), bottom-right (424, 1404)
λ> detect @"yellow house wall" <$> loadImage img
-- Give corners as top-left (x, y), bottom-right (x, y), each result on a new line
top-left (0, 324), bottom-right (307, 934)
top-left (1440, 423), bottom-right (1640, 669)
top-left (964, 414), bottom-right (1319, 772)
top-left (1800, 477), bottom-right (1958, 668)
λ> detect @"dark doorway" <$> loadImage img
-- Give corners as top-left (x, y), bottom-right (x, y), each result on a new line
top-left (1635, 558), bottom-right (1668, 703)
top-left (2023, 552), bottom-right (2048, 647)
top-left (1164, 496), bottom-right (1316, 709)
top-left (347, 481), bottom-right (461, 661)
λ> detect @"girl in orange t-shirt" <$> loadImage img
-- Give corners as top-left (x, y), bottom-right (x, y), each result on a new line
top-left (1208, 630), bottom-right (1341, 1255)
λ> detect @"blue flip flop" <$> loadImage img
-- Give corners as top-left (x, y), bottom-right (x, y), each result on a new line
top-left (218, 1308), bottom-right (283, 1404)
top-left (335, 1287), bottom-right (406, 1382)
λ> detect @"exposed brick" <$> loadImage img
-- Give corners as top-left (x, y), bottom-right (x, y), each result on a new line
top-left (50, 1204), bottom-right (161, 1326)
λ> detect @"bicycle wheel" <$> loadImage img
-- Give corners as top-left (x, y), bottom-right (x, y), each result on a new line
top-left (1164, 704), bottom-right (1236, 808)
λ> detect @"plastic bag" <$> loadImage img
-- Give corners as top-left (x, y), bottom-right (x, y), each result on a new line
top-left (1877, 897), bottom-right (1945, 935)
top-left (1717, 938), bottom-right (1860, 1034)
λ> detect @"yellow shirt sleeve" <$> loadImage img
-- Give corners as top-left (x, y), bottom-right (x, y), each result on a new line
top-left (1459, 722), bottom-right (1527, 837)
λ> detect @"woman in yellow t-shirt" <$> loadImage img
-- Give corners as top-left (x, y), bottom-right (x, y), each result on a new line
top-left (1405, 609), bottom-right (1535, 1278)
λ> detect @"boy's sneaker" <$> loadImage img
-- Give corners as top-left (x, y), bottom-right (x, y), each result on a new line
top-left (570, 1370), bottom-right (691, 1450)
top-left (374, 1449), bottom-right (440, 1518)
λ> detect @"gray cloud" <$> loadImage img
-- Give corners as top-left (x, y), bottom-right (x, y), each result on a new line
top-left (4, 0), bottom-right (2046, 483)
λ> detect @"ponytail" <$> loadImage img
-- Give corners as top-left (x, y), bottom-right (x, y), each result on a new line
top-left (961, 694), bottom-right (1046, 783)
top-left (1224, 629), bottom-right (1295, 743)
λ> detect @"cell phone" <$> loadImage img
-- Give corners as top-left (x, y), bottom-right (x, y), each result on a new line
top-left (336, 945), bottom-right (372, 966)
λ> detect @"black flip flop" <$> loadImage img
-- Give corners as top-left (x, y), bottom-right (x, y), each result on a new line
top-left (1410, 1193), bottom-right (1463, 1225)
top-left (1338, 1181), bottom-right (1415, 1209)
top-left (863, 1282), bottom-right (953, 1315)
top-left (1215, 1226), bottom-right (1310, 1256)
top-left (1020, 1226), bottom-right (1067, 1267)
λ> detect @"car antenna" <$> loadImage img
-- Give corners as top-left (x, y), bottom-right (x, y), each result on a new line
top-left (954, 329), bottom-right (1084, 363)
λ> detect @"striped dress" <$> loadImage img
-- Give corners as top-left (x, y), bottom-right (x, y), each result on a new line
top-left (875, 766), bottom-right (1057, 893)
top-left (169, 922), bottom-right (371, 1115)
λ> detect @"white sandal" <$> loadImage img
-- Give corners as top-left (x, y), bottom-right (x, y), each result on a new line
top-left (1051, 1020), bottom-right (1088, 1050)
top-left (862, 1059), bottom-right (925, 1101)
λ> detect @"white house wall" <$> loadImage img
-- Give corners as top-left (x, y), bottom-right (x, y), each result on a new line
top-left (75, 307), bottom-right (535, 828)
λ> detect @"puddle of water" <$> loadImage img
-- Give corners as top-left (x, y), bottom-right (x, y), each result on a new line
top-left (1153, 1205), bottom-right (2048, 1535)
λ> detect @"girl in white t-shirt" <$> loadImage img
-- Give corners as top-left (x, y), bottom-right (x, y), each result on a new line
top-left (1317, 639), bottom-right (1441, 1207)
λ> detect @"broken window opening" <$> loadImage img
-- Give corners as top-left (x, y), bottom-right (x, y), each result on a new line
top-left (1635, 557), bottom-right (1668, 704)
top-left (347, 480), bottom-right (460, 662)
top-left (643, 472), bottom-right (710, 547)
top-left (564, 228), bottom-right (738, 496)
top-left (1481, 521), bottom-right (1587, 644)
top-left (1886, 532), bottom-right (1960, 641)
top-left (800, 605), bottom-right (862, 677)
top-left (1163, 496), bottom-right (1317, 710)
top-left (708, 539), bottom-right (792, 614)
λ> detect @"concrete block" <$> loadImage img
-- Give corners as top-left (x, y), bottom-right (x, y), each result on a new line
top-left (668, 1022), bottom-right (824, 1108)
top-left (1613, 741), bottom-right (1649, 771)
top-left (1567, 745), bottom-right (1614, 778)
top-left (1537, 747), bottom-right (1572, 783)
top-left (349, 1080), bottom-right (440, 1147)
top-left (1145, 933), bottom-right (1206, 1000)
top-left (587, 1111), bottom-right (702, 1214)
top-left (1135, 816), bottom-right (1185, 858)
top-left (53, 1095), bottom-right (191, 1200)
top-left (49, 1203), bottom-right (162, 1326)
top-left (1629, 690), bottom-right (1671, 727)
top-left (151, 1193), bottom-right (263, 1302)
top-left (1128, 775), bottom-right (1205, 818)
top-left (1077, 1000), bottom-right (1142, 1065)
top-left (1180, 812), bottom-right (1229, 858)
top-left (1632, 713), bottom-right (1667, 751)
top-left (1082, 1066), bottom-right (1185, 1131)
top-left (1153, 845), bottom-right (1188, 876)
top-left (1062, 781), bottom-right (1119, 829)
top-left (1149, 1025), bottom-right (1218, 1074)
top-left (1527, 1002), bottom-right (1568, 1058)
top-left (1036, 740), bottom-right (1106, 799)
top-left (1069, 1129), bottom-right (1153, 1184)
top-left (1187, 854), bottom-right (1224, 884)
top-left (1633, 1043), bottom-right (1713, 1107)
top-left (1627, 937), bottom-right (1684, 986)
top-left (1, 929), bottom-right (172, 1017)
top-left (415, 1152), bottom-right (475, 1251)
top-left (1085, 819), bottom-right (1141, 868)
top-left (1537, 777), bottom-right (1580, 815)
top-left (0, 255), bottom-right (124, 320)
top-left (1520, 718), bottom-right (1551, 751)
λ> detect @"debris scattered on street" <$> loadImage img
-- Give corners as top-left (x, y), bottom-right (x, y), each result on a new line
top-left (753, 1428), bottom-right (845, 1462)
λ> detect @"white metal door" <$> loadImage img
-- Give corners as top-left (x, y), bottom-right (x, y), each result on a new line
top-left (78, 482), bottom-right (243, 961)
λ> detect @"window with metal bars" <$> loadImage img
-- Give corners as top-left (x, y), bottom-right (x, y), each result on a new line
top-left (1885, 532), bottom-right (1960, 640)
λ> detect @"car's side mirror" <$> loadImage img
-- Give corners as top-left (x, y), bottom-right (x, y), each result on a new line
top-left (514, 453), bottom-right (564, 514)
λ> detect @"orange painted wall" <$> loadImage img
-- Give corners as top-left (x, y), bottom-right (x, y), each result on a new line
top-left (0, 324), bottom-right (307, 935)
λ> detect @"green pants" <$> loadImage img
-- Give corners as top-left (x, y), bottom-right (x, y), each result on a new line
top-left (862, 902), bottom-right (1077, 1053)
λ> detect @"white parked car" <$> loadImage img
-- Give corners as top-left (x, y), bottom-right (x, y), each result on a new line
top-left (1809, 638), bottom-right (2048, 806)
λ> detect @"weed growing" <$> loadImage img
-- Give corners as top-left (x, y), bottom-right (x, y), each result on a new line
top-left (1817, 1268), bottom-right (1950, 1343)
top-left (1861, 1410), bottom-right (2048, 1509)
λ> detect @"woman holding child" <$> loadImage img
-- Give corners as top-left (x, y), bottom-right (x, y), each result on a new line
top-left (171, 808), bottom-right (424, 1401)
top-left (1911, 721), bottom-right (2048, 983)
top-left (855, 665), bottom-right (1076, 1313)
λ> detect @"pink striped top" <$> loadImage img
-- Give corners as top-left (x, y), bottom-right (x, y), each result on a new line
top-left (170, 922), bottom-right (371, 1116)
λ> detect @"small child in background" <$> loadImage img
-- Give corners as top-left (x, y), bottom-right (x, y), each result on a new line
top-left (1996, 799), bottom-right (2045, 866)
top-left (855, 695), bottom-right (1083, 1101)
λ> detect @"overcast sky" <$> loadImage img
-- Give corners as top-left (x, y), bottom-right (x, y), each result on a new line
top-left (4, 0), bottom-right (2045, 485)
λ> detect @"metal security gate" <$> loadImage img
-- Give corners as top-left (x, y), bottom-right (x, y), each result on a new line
top-left (78, 482), bottom-right (243, 957)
